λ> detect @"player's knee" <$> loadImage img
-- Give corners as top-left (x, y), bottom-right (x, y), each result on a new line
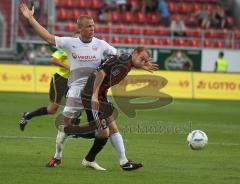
top-left (97, 128), bottom-right (109, 138)
top-left (63, 116), bottom-right (72, 126)
top-left (109, 120), bottom-right (119, 135)
top-left (109, 126), bottom-right (118, 135)
top-left (47, 106), bottom-right (58, 114)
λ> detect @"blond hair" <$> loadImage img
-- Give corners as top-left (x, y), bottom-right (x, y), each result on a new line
top-left (133, 47), bottom-right (151, 57)
top-left (77, 15), bottom-right (93, 28)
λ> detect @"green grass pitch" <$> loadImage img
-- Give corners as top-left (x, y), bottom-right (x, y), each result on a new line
top-left (0, 92), bottom-right (239, 184)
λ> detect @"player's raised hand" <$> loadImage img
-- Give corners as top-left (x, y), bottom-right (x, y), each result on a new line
top-left (142, 62), bottom-right (159, 73)
top-left (20, 3), bottom-right (34, 20)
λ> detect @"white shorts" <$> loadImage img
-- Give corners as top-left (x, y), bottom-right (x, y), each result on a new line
top-left (62, 85), bottom-right (84, 119)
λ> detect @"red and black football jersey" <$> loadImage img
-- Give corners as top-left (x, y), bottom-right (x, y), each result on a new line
top-left (98, 53), bottom-right (133, 93)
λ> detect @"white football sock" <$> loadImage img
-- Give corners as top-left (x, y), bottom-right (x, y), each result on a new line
top-left (54, 130), bottom-right (67, 159)
top-left (110, 132), bottom-right (128, 165)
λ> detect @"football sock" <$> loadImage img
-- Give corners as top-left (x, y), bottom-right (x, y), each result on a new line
top-left (25, 107), bottom-right (48, 120)
top-left (54, 130), bottom-right (68, 159)
top-left (110, 132), bottom-right (128, 165)
top-left (73, 132), bottom-right (95, 139)
top-left (85, 137), bottom-right (108, 162)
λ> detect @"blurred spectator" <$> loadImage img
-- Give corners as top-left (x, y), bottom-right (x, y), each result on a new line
top-left (98, 8), bottom-right (111, 23)
top-left (144, 0), bottom-right (158, 13)
top-left (26, 0), bottom-right (47, 34)
top-left (219, 0), bottom-right (234, 16)
top-left (104, 0), bottom-right (116, 10)
top-left (20, 43), bottom-right (36, 64)
top-left (116, 0), bottom-right (127, 12)
top-left (194, 4), bottom-right (211, 29)
top-left (127, 0), bottom-right (140, 12)
top-left (170, 15), bottom-right (186, 37)
top-left (36, 44), bottom-right (51, 57)
top-left (158, 0), bottom-right (170, 27)
top-left (211, 5), bottom-right (226, 29)
top-left (30, 0), bottom-right (41, 19)
top-left (166, 51), bottom-right (192, 71)
top-left (214, 51), bottom-right (228, 72)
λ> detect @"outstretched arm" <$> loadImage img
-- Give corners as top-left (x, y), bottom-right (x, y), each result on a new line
top-left (20, 3), bottom-right (55, 45)
top-left (141, 62), bottom-right (159, 73)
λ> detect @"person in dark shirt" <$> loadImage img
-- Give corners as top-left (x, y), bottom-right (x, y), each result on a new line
top-left (64, 47), bottom-right (158, 171)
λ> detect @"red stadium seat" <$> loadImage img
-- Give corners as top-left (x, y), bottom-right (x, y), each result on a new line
top-left (111, 12), bottom-right (121, 23)
top-left (214, 40), bottom-right (224, 48)
top-left (64, 22), bottom-right (76, 32)
top-left (122, 12), bottom-right (133, 23)
top-left (129, 24), bottom-right (141, 34)
top-left (186, 29), bottom-right (202, 37)
top-left (55, 0), bottom-right (63, 7)
top-left (57, 8), bottom-right (68, 20)
top-left (90, 0), bottom-right (102, 9)
top-left (150, 37), bottom-right (161, 46)
top-left (64, 0), bottom-right (75, 7)
top-left (155, 26), bottom-right (169, 36)
top-left (135, 12), bottom-right (146, 24)
top-left (190, 3), bottom-right (200, 13)
top-left (175, 39), bottom-right (186, 47)
top-left (205, 29), bottom-right (217, 38)
top-left (188, 40), bottom-right (201, 47)
top-left (147, 13), bottom-right (159, 24)
top-left (185, 30), bottom-right (193, 37)
top-left (84, 10), bottom-right (97, 20)
top-left (218, 29), bottom-right (229, 38)
top-left (193, 29), bottom-right (202, 37)
top-left (203, 40), bottom-right (211, 48)
top-left (99, 24), bottom-right (110, 33)
top-left (112, 24), bottom-right (127, 34)
top-left (111, 36), bottom-right (120, 44)
top-left (228, 42), bottom-right (237, 49)
top-left (54, 24), bottom-right (62, 33)
top-left (162, 38), bottom-right (172, 46)
top-left (97, 35), bottom-right (109, 42)
top-left (136, 37), bottom-right (148, 45)
top-left (167, 2), bottom-right (177, 14)
top-left (234, 30), bottom-right (240, 39)
top-left (76, 0), bottom-right (89, 8)
top-left (143, 25), bottom-right (154, 35)
top-left (93, 25), bottom-right (101, 33)
top-left (178, 3), bottom-right (189, 14)
top-left (123, 37), bottom-right (134, 44)
top-left (71, 9), bottom-right (81, 20)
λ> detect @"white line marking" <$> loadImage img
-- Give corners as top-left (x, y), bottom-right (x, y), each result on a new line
top-left (0, 136), bottom-right (240, 146)
top-left (0, 135), bottom-right (55, 139)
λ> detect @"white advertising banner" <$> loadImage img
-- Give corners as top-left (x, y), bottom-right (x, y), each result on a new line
top-left (201, 49), bottom-right (240, 73)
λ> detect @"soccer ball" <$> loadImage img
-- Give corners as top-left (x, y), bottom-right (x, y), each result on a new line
top-left (187, 130), bottom-right (208, 150)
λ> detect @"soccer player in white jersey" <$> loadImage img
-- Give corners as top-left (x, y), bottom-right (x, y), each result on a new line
top-left (20, 3), bottom-right (142, 171)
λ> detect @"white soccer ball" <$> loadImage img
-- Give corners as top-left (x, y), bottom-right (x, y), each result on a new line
top-left (187, 130), bottom-right (208, 150)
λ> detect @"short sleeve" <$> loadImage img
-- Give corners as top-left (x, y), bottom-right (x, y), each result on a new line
top-left (98, 55), bottom-right (117, 75)
top-left (101, 40), bottom-right (117, 59)
top-left (55, 36), bottom-right (71, 52)
top-left (51, 50), bottom-right (67, 60)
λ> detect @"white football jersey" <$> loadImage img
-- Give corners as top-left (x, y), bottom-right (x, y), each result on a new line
top-left (55, 36), bottom-right (117, 86)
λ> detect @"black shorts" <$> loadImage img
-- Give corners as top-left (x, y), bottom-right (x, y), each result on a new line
top-left (49, 73), bottom-right (68, 104)
top-left (81, 73), bottom-right (114, 130)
